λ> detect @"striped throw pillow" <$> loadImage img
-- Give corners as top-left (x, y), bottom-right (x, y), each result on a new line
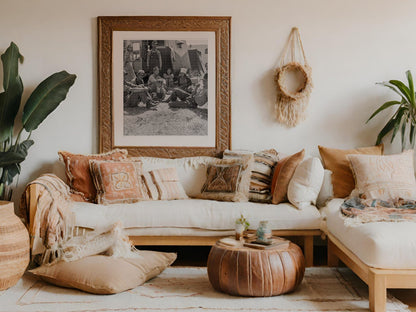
top-left (223, 149), bottom-right (279, 203)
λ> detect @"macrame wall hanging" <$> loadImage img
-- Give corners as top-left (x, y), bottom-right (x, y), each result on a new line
top-left (274, 27), bottom-right (313, 127)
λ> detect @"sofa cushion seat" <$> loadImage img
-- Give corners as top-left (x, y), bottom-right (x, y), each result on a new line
top-left (323, 198), bottom-right (416, 269)
top-left (71, 199), bottom-right (321, 233)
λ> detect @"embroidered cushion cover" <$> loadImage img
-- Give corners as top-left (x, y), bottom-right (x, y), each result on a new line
top-left (347, 150), bottom-right (416, 200)
top-left (89, 159), bottom-right (149, 204)
top-left (58, 149), bottom-right (128, 202)
top-left (318, 145), bottom-right (383, 198)
top-left (199, 156), bottom-right (253, 202)
top-left (271, 149), bottom-right (305, 204)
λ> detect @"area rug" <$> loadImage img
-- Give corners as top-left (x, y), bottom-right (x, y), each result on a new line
top-left (0, 267), bottom-right (409, 312)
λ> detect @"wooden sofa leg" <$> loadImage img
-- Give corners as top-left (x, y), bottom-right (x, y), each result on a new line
top-left (368, 270), bottom-right (386, 312)
top-left (304, 236), bottom-right (313, 267)
top-left (327, 239), bottom-right (340, 267)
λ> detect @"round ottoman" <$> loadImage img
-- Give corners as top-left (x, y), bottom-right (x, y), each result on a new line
top-left (207, 239), bottom-right (305, 297)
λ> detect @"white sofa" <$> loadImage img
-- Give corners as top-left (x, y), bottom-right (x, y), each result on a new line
top-left (25, 156), bottom-right (324, 267)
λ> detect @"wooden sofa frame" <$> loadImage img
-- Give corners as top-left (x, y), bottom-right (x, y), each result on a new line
top-left (26, 184), bottom-right (320, 267)
top-left (327, 232), bottom-right (416, 312)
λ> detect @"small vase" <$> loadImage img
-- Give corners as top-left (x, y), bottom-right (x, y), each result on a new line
top-left (235, 223), bottom-right (245, 240)
top-left (256, 220), bottom-right (271, 241)
top-left (0, 201), bottom-right (30, 290)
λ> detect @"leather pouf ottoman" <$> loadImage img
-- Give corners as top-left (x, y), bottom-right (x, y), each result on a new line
top-left (207, 239), bottom-right (305, 297)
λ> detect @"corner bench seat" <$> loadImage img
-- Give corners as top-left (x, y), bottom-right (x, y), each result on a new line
top-left (323, 198), bottom-right (416, 269)
top-left (72, 199), bottom-right (322, 235)
top-left (323, 198), bottom-right (416, 312)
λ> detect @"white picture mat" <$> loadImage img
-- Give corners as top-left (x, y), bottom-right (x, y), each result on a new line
top-left (113, 31), bottom-right (216, 147)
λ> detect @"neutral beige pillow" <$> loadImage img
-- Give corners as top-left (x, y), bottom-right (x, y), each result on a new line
top-left (348, 150), bottom-right (416, 200)
top-left (199, 155), bottom-right (253, 202)
top-left (29, 251), bottom-right (177, 294)
top-left (318, 145), bottom-right (383, 198)
top-left (271, 149), bottom-right (305, 204)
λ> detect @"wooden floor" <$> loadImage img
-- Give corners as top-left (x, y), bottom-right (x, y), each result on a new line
top-left (140, 245), bottom-right (416, 310)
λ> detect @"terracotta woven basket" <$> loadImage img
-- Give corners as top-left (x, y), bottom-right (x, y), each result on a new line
top-left (0, 201), bottom-right (29, 290)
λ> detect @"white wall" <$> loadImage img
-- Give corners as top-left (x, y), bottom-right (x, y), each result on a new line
top-left (0, 0), bottom-right (414, 203)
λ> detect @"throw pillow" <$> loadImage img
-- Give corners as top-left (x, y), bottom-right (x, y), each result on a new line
top-left (347, 150), bottom-right (416, 200)
top-left (223, 149), bottom-right (279, 203)
top-left (29, 251), bottom-right (177, 294)
top-left (271, 149), bottom-right (305, 204)
top-left (199, 155), bottom-right (254, 202)
top-left (142, 168), bottom-right (188, 200)
top-left (316, 169), bottom-right (334, 208)
top-left (58, 149), bottom-right (128, 202)
top-left (287, 157), bottom-right (324, 209)
top-left (89, 160), bottom-right (149, 205)
top-left (318, 144), bottom-right (383, 198)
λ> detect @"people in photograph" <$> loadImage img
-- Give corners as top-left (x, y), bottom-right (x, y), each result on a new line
top-left (164, 68), bottom-right (193, 103)
top-left (167, 73), bottom-right (208, 109)
top-left (163, 68), bottom-right (174, 89)
top-left (124, 70), bottom-right (155, 109)
top-left (146, 40), bottom-right (162, 73)
top-left (124, 44), bottom-right (136, 82)
top-left (148, 66), bottom-right (167, 100)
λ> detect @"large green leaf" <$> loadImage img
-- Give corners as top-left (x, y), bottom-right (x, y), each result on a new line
top-left (0, 139), bottom-right (34, 167)
top-left (22, 71), bottom-right (76, 132)
top-left (0, 163), bottom-right (20, 184)
top-left (406, 70), bottom-right (415, 108)
top-left (389, 79), bottom-right (412, 104)
top-left (0, 43), bottom-right (24, 143)
top-left (1, 42), bottom-right (23, 90)
top-left (401, 119), bottom-right (407, 151)
top-left (390, 108), bottom-right (406, 143)
top-left (376, 116), bottom-right (396, 145)
top-left (366, 100), bottom-right (401, 123)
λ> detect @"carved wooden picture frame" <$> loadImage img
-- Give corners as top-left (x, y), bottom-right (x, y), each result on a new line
top-left (98, 16), bottom-right (231, 158)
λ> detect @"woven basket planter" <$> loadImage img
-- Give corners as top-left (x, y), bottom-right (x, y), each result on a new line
top-left (0, 201), bottom-right (29, 290)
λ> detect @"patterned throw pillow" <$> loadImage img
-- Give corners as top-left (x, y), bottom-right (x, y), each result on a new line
top-left (347, 150), bottom-right (416, 200)
top-left (199, 156), bottom-right (253, 202)
top-left (223, 149), bottom-right (279, 203)
top-left (318, 145), bottom-right (384, 198)
top-left (271, 149), bottom-right (305, 204)
top-left (58, 149), bottom-right (128, 202)
top-left (141, 168), bottom-right (188, 200)
top-left (89, 160), bottom-right (149, 205)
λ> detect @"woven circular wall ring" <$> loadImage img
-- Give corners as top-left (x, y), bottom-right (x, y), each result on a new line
top-left (275, 62), bottom-right (311, 101)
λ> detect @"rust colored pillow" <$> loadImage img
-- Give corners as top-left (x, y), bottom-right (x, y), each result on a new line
top-left (89, 159), bottom-right (150, 204)
top-left (271, 150), bottom-right (305, 204)
top-left (318, 144), bottom-right (383, 198)
top-left (58, 149), bottom-right (128, 202)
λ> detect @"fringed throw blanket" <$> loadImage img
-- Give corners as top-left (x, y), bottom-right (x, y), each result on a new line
top-left (20, 174), bottom-right (75, 265)
top-left (20, 174), bottom-right (140, 266)
top-left (341, 197), bottom-right (416, 226)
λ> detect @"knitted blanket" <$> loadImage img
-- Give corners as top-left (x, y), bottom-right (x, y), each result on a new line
top-left (341, 196), bottom-right (416, 226)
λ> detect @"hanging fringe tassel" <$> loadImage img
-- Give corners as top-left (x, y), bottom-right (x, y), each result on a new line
top-left (274, 28), bottom-right (313, 127)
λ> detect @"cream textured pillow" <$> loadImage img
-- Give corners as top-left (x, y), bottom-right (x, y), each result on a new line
top-left (287, 157), bottom-right (324, 209)
top-left (141, 168), bottom-right (188, 200)
top-left (29, 251), bottom-right (177, 294)
top-left (348, 150), bottom-right (416, 200)
top-left (316, 169), bottom-right (334, 208)
top-left (199, 155), bottom-right (254, 202)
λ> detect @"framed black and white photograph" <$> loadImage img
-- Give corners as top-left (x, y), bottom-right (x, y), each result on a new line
top-left (98, 16), bottom-right (231, 158)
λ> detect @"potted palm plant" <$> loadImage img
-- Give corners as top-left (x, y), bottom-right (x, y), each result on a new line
top-left (0, 42), bottom-right (76, 200)
top-left (367, 70), bottom-right (416, 151)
